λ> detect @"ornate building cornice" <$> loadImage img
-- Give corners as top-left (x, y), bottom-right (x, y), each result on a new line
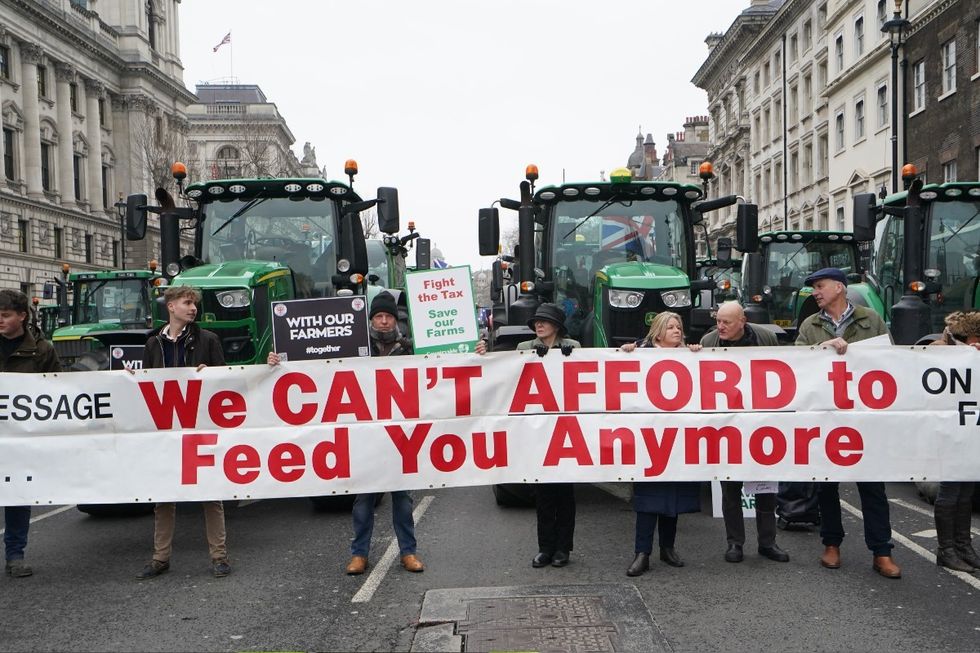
top-left (19, 41), bottom-right (43, 64)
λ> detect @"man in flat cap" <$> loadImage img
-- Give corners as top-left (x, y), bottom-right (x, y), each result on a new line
top-left (795, 267), bottom-right (901, 579)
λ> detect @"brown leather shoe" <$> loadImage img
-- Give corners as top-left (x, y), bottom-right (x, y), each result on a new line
top-left (820, 545), bottom-right (841, 569)
top-left (346, 555), bottom-right (368, 575)
top-left (873, 555), bottom-right (901, 579)
top-left (401, 553), bottom-right (425, 572)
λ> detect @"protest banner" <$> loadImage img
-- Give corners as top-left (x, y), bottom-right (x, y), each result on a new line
top-left (1, 346), bottom-right (978, 505)
top-left (404, 266), bottom-right (479, 353)
top-left (270, 296), bottom-right (370, 361)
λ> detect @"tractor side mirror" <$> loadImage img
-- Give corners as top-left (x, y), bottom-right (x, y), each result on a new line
top-left (478, 208), bottom-right (500, 256)
top-left (491, 259), bottom-right (503, 298)
top-left (716, 237), bottom-right (733, 264)
top-left (126, 194), bottom-right (148, 240)
top-left (416, 238), bottom-right (431, 270)
top-left (852, 193), bottom-right (878, 242)
top-left (735, 204), bottom-right (759, 253)
top-left (377, 187), bottom-right (400, 235)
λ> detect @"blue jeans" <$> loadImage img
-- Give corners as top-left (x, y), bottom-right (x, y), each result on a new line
top-left (351, 492), bottom-right (416, 557)
top-left (635, 512), bottom-right (678, 553)
top-left (818, 482), bottom-right (893, 556)
top-left (4, 506), bottom-right (31, 561)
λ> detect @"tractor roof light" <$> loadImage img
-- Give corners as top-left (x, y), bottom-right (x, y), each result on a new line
top-left (920, 190), bottom-right (938, 200)
top-left (538, 191), bottom-right (556, 201)
top-left (909, 281), bottom-right (926, 293)
top-left (344, 159), bottom-right (358, 176)
top-left (171, 162), bottom-right (187, 181)
top-left (525, 164), bottom-right (539, 181)
top-left (148, 259), bottom-right (158, 272)
top-left (901, 163), bottom-right (918, 181)
top-left (165, 262), bottom-right (181, 277)
top-left (699, 161), bottom-right (715, 181)
top-left (945, 188), bottom-right (963, 198)
top-left (562, 187), bottom-right (580, 197)
top-left (610, 167), bottom-right (632, 184)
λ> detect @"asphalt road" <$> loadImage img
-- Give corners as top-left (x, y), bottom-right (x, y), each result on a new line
top-left (1, 482), bottom-right (979, 652)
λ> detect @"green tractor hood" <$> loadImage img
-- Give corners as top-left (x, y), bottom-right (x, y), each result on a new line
top-left (599, 260), bottom-right (690, 289)
top-left (172, 260), bottom-right (291, 289)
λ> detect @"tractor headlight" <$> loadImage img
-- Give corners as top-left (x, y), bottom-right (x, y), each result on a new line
top-left (337, 258), bottom-right (351, 273)
top-left (215, 289), bottom-right (250, 308)
top-left (660, 289), bottom-right (691, 308)
top-left (608, 289), bottom-right (645, 308)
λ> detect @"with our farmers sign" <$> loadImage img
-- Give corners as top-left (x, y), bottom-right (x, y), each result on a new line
top-left (2, 346), bottom-right (979, 506)
top-left (405, 265), bottom-right (479, 353)
top-left (271, 296), bottom-right (370, 361)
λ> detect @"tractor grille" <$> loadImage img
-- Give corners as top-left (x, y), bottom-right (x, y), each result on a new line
top-left (200, 292), bottom-right (250, 323)
top-left (604, 288), bottom-right (692, 346)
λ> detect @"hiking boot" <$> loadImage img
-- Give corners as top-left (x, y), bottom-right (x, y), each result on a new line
top-left (136, 559), bottom-right (170, 580)
top-left (211, 558), bottom-right (231, 578)
top-left (5, 560), bottom-right (33, 578)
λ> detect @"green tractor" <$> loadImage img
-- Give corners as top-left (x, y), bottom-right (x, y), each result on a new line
top-left (478, 165), bottom-right (755, 352)
top-left (853, 174), bottom-right (980, 344)
top-left (736, 228), bottom-right (884, 342)
top-left (125, 161), bottom-right (402, 366)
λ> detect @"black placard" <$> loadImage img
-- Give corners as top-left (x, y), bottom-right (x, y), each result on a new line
top-left (271, 296), bottom-right (371, 361)
top-left (108, 345), bottom-right (145, 371)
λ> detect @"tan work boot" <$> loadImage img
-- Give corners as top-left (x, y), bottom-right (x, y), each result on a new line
top-left (346, 555), bottom-right (368, 575)
top-left (400, 553), bottom-right (425, 572)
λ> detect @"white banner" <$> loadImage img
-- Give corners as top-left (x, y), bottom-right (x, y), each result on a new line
top-left (1, 346), bottom-right (978, 505)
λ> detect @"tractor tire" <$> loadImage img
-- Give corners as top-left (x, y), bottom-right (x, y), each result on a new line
top-left (77, 503), bottom-right (155, 517)
top-left (492, 483), bottom-right (536, 508)
top-left (70, 349), bottom-right (110, 372)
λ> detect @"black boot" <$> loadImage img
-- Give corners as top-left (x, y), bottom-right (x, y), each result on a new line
top-left (936, 504), bottom-right (974, 572)
top-left (953, 501), bottom-right (980, 570)
top-left (659, 546), bottom-right (684, 567)
top-left (626, 552), bottom-right (649, 577)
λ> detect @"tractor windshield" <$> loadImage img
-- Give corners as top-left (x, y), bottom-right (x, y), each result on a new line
top-left (201, 197), bottom-right (338, 275)
top-left (927, 198), bottom-right (980, 319)
top-left (73, 278), bottom-right (153, 326)
top-left (366, 240), bottom-right (391, 288)
top-left (763, 239), bottom-right (857, 327)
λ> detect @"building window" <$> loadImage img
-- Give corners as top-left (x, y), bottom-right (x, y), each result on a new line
top-left (84, 234), bottom-right (92, 263)
top-left (835, 33), bottom-right (844, 72)
top-left (40, 143), bottom-right (51, 191)
top-left (803, 74), bottom-right (812, 108)
top-left (790, 84), bottom-right (798, 122)
top-left (803, 143), bottom-right (813, 185)
top-left (913, 60), bottom-right (925, 110)
top-left (3, 128), bottom-right (14, 180)
top-left (836, 206), bottom-right (845, 231)
top-left (941, 40), bottom-right (956, 94)
top-left (112, 240), bottom-right (119, 268)
top-left (0, 45), bottom-right (9, 79)
top-left (147, 1), bottom-right (157, 50)
top-left (802, 20), bottom-right (812, 52)
top-left (773, 99), bottom-right (782, 136)
top-left (789, 33), bottom-right (798, 63)
top-left (854, 16), bottom-right (864, 56)
top-left (69, 82), bottom-right (78, 112)
top-left (763, 108), bottom-right (771, 143)
top-left (73, 155), bottom-right (82, 201)
top-left (155, 116), bottom-right (163, 146)
top-left (753, 115), bottom-right (761, 149)
top-left (98, 98), bottom-right (106, 126)
top-left (790, 151), bottom-right (799, 192)
top-left (774, 161), bottom-right (783, 197)
top-left (817, 134), bottom-right (828, 177)
top-left (773, 51), bottom-right (781, 79)
top-left (942, 161), bottom-right (957, 183)
top-left (835, 111), bottom-right (845, 151)
top-left (753, 71), bottom-right (760, 95)
top-left (54, 227), bottom-right (63, 258)
top-left (877, 84), bottom-right (888, 128)
top-left (101, 165), bottom-right (110, 209)
top-left (37, 65), bottom-right (47, 98)
top-left (854, 99), bottom-right (865, 140)
top-left (877, 0), bottom-right (887, 29)
top-left (18, 219), bottom-right (28, 253)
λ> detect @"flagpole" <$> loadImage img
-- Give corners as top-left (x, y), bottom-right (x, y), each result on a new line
top-left (229, 29), bottom-right (233, 82)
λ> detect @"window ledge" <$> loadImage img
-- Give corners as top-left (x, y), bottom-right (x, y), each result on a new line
top-left (937, 88), bottom-right (956, 102)
top-left (874, 125), bottom-right (889, 136)
top-left (908, 107), bottom-right (926, 119)
top-left (853, 136), bottom-right (867, 146)
top-left (971, 72), bottom-right (980, 82)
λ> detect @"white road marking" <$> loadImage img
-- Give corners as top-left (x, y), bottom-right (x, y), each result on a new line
top-left (0, 505), bottom-right (76, 536)
top-left (911, 529), bottom-right (938, 538)
top-left (889, 497), bottom-right (980, 536)
top-left (840, 499), bottom-right (980, 590)
top-left (351, 494), bottom-right (435, 604)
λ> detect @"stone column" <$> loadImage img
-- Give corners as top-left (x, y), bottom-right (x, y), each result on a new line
top-left (55, 62), bottom-right (76, 206)
top-left (19, 42), bottom-right (43, 199)
top-left (84, 78), bottom-right (104, 212)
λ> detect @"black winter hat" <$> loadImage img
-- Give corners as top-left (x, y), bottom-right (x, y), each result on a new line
top-left (527, 303), bottom-right (567, 336)
top-left (370, 291), bottom-right (398, 319)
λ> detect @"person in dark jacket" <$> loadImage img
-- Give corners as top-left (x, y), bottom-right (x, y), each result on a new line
top-left (929, 311), bottom-right (980, 572)
top-left (0, 289), bottom-right (62, 578)
top-left (267, 290), bottom-right (424, 576)
top-left (136, 285), bottom-right (230, 580)
top-left (621, 311), bottom-right (701, 576)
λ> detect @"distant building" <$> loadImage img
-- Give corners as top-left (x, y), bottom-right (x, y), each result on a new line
top-left (658, 116), bottom-right (711, 187)
top-left (0, 0), bottom-right (195, 293)
top-left (626, 129), bottom-right (663, 180)
top-left (185, 83), bottom-right (323, 182)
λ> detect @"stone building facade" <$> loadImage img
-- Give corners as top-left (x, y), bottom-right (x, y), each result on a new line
top-left (0, 0), bottom-right (194, 296)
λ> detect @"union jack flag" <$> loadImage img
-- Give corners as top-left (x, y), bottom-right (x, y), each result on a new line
top-left (213, 32), bottom-right (231, 53)
top-left (601, 215), bottom-right (655, 253)
top-left (432, 257), bottom-right (449, 269)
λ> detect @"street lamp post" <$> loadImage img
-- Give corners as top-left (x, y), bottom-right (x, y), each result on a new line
top-left (882, 0), bottom-right (910, 193)
top-left (113, 192), bottom-right (126, 270)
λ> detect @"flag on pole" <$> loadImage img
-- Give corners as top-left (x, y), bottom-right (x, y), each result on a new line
top-left (213, 32), bottom-right (231, 53)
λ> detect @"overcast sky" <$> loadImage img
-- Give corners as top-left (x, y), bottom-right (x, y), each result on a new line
top-left (179, 0), bottom-right (747, 271)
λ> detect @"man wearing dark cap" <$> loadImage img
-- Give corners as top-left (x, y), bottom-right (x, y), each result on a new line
top-left (795, 268), bottom-right (901, 578)
top-left (0, 289), bottom-right (61, 578)
top-left (516, 303), bottom-right (581, 568)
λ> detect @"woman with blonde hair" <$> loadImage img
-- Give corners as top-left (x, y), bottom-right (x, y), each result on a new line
top-left (620, 311), bottom-right (701, 576)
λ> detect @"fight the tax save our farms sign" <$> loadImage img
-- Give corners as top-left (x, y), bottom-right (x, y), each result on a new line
top-left (405, 266), bottom-right (479, 354)
top-left (271, 296), bottom-right (371, 361)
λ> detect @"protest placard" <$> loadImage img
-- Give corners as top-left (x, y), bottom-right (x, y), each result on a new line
top-left (270, 296), bottom-right (370, 361)
top-left (405, 266), bottom-right (479, 353)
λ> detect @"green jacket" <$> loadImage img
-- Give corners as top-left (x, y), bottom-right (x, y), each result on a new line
top-left (0, 329), bottom-right (62, 374)
top-left (795, 304), bottom-right (889, 345)
top-left (516, 336), bottom-right (581, 351)
top-left (700, 323), bottom-right (779, 348)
